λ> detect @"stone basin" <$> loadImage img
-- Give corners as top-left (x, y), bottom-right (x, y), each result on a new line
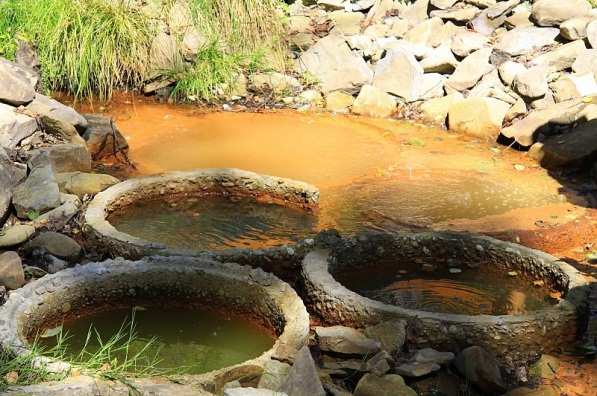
top-left (84, 168), bottom-right (319, 278)
top-left (0, 256), bottom-right (310, 392)
top-left (300, 231), bottom-right (589, 364)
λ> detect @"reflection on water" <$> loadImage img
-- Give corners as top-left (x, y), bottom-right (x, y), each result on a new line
top-left (334, 262), bottom-right (555, 315)
top-left (39, 307), bottom-right (274, 374)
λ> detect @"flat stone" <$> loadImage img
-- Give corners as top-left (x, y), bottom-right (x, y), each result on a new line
top-left (297, 35), bottom-right (373, 94)
top-left (325, 91), bottom-right (355, 113)
top-left (560, 16), bottom-right (596, 40)
top-left (56, 172), bottom-right (120, 198)
top-left (354, 374), bottom-right (417, 396)
top-left (363, 320), bottom-right (407, 354)
top-left (315, 326), bottom-right (381, 356)
top-left (279, 346), bottom-right (325, 396)
top-left (25, 94), bottom-right (88, 132)
top-left (351, 85), bottom-right (396, 118)
top-left (448, 97), bottom-right (510, 139)
top-left (395, 362), bottom-right (440, 377)
top-left (505, 7), bottom-right (533, 28)
top-left (446, 48), bottom-right (494, 91)
top-left (537, 119), bottom-right (597, 169)
top-left (413, 348), bottom-right (455, 365)
top-left (513, 66), bottom-right (548, 99)
top-left (0, 251), bottom-right (25, 290)
top-left (531, 40), bottom-right (587, 72)
top-left (494, 27), bottom-right (559, 56)
top-left (12, 165), bottom-right (61, 218)
top-left (486, 0), bottom-right (520, 19)
top-left (471, 8), bottom-right (507, 35)
top-left (404, 17), bottom-right (444, 47)
top-left (28, 144), bottom-right (92, 173)
top-left (0, 224), bottom-right (35, 248)
top-left (25, 232), bottom-right (82, 261)
top-left (0, 58), bottom-right (36, 106)
top-left (329, 11), bottom-right (364, 35)
top-left (551, 73), bottom-right (597, 102)
top-left (532, 0), bottom-right (592, 27)
top-left (372, 48), bottom-right (423, 101)
top-left (32, 193), bottom-right (81, 231)
top-left (455, 346), bottom-right (506, 394)
top-left (0, 103), bottom-right (38, 149)
top-left (430, 7), bottom-right (480, 23)
top-left (450, 30), bottom-right (489, 57)
top-left (225, 388), bottom-right (287, 396)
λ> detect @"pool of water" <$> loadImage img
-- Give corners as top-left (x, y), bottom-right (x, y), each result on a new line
top-left (333, 261), bottom-right (556, 315)
top-left (109, 195), bottom-right (317, 251)
top-left (39, 307), bottom-right (275, 374)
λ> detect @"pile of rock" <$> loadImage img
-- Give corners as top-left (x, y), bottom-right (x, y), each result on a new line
top-left (0, 56), bottom-right (124, 290)
top-left (282, 0), bottom-right (597, 172)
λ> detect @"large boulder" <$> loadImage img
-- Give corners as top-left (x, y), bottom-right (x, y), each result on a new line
top-left (494, 27), bottom-right (559, 56)
top-left (535, 119), bottom-right (597, 169)
top-left (29, 144), bottom-right (92, 173)
top-left (12, 164), bottom-right (61, 218)
top-left (297, 35), bottom-right (373, 94)
top-left (0, 251), bottom-right (25, 290)
top-left (0, 58), bottom-right (36, 106)
top-left (531, 0), bottom-right (592, 27)
top-left (315, 326), bottom-right (381, 356)
top-left (351, 85), bottom-right (396, 118)
top-left (354, 374), bottom-right (417, 396)
top-left (0, 103), bottom-right (38, 149)
top-left (279, 346), bottom-right (325, 396)
top-left (372, 48), bottom-right (423, 101)
top-left (25, 94), bottom-right (88, 132)
top-left (454, 346), bottom-right (507, 395)
top-left (446, 48), bottom-right (494, 91)
top-left (448, 97), bottom-right (510, 139)
top-left (56, 172), bottom-right (120, 198)
top-left (82, 114), bottom-right (129, 160)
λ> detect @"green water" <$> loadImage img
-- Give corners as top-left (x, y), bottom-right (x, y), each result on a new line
top-left (40, 307), bottom-right (275, 374)
top-left (334, 262), bottom-right (556, 315)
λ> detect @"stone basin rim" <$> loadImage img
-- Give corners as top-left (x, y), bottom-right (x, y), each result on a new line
top-left (300, 230), bottom-right (590, 362)
top-left (0, 256), bottom-right (310, 388)
top-left (83, 168), bottom-right (320, 260)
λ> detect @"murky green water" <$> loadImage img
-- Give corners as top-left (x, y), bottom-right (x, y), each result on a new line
top-left (334, 262), bottom-right (556, 315)
top-left (40, 307), bottom-right (274, 374)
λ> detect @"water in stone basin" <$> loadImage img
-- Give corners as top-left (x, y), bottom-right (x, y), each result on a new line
top-left (39, 307), bottom-right (274, 374)
top-left (334, 262), bottom-right (557, 315)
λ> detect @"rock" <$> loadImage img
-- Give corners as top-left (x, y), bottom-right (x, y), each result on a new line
top-left (351, 85), bottom-right (396, 118)
top-left (499, 61), bottom-right (527, 86)
top-left (537, 119), bottom-right (597, 169)
top-left (225, 388), bottom-right (287, 396)
top-left (513, 66), bottom-right (549, 99)
top-left (32, 193), bottom-right (81, 231)
top-left (448, 97), bottom-right (510, 139)
top-left (46, 255), bottom-right (69, 274)
top-left (82, 114), bottom-right (129, 160)
top-left (587, 20), bottom-right (597, 48)
top-left (0, 103), bottom-right (38, 149)
top-left (15, 39), bottom-right (40, 73)
top-left (257, 359), bottom-right (291, 391)
top-left (372, 49), bottom-right (422, 101)
top-left (446, 48), bottom-right (494, 91)
top-left (413, 348), bottom-right (455, 365)
top-left (325, 91), bottom-right (355, 113)
top-left (297, 35), bottom-right (373, 94)
top-left (396, 362), bottom-right (440, 377)
top-left (28, 144), bottom-right (92, 173)
top-left (530, 40), bottom-right (587, 72)
top-left (0, 251), bottom-right (25, 290)
top-left (431, 0), bottom-right (458, 9)
top-left (503, 385), bottom-right (559, 396)
top-left (387, 18), bottom-right (410, 37)
top-left (25, 232), bottom-right (82, 261)
top-left (315, 326), bottom-right (381, 356)
top-left (430, 7), bottom-right (480, 23)
top-left (56, 172), bottom-right (119, 198)
top-left (401, 0), bottom-right (431, 25)
top-left (487, 0), bottom-right (522, 19)
top-left (279, 346), bottom-right (325, 396)
top-left (38, 116), bottom-right (86, 146)
top-left (181, 27), bottom-right (206, 59)
top-left (0, 58), bottom-right (36, 106)
top-left (25, 94), bottom-right (88, 132)
top-left (0, 224), bottom-right (35, 248)
top-left (501, 98), bottom-right (586, 146)
top-left (418, 73), bottom-right (445, 100)
top-left (250, 73), bottom-right (301, 95)
top-left (494, 27), bottom-right (559, 56)
top-left (505, 7), bottom-right (533, 29)
top-left (419, 93), bottom-right (464, 125)
top-left (12, 164), bottom-right (61, 218)
top-left (560, 16), bottom-right (595, 40)
top-left (148, 32), bottom-right (182, 78)
top-left (404, 17), bottom-right (444, 47)
top-left (363, 24), bottom-right (389, 38)
top-left (532, 0), bottom-right (592, 27)
top-left (454, 346), bottom-right (506, 394)
top-left (365, 351), bottom-right (393, 376)
top-left (450, 30), bottom-right (488, 58)
top-left (318, 0), bottom-right (344, 11)
top-left (363, 320), bottom-right (407, 355)
top-left (466, 0), bottom-right (496, 8)
top-left (330, 11), bottom-right (364, 35)
top-left (551, 73), bottom-right (597, 102)
top-left (471, 9), bottom-right (507, 35)
top-left (572, 49), bottom-right (597, 76)
top-left (420, 45), bottom-right (458, 73)
top-left (354, 374), bottom-right (417, 396)
top-left (505, 97), bottom-right (528, 122)
top-left (529, 355), bottom-right (560, 380)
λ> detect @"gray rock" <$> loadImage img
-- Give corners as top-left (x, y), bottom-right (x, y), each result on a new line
top-left (537, 119), bottom-right (597, 169)
top-left (257, 359), bottom-right (291, 391)
top-left (351, 85), bottom-right (396, 118)
top-left (82, 114), bottom-right (129, 160)
top-left (455, 346), bottom-right (506, 394)
top-left (315, 326), bottom-right (381, 356)
top-left (513, 66), bottom-right (549, 99)
top-left (15, 39), bottom-right (40, 73)
top-left (56, 172), bottom-right (119, 198)
top-left (532, 0), bottom-right (592, 27)
top-left (0, 103), bottom-right (38, 149)
top-left (0, 251), bottom-right (25, 290)
top-left (279, 346), bottom-right (325, 396)
top-left (38, 116), bottom-right (86, 146)
top-left (446, 47), bottom-right (494, 91)
top-left (530, 40), bottom-right (587, 72)
top-left (0, 224), bottom-right (35, 248)
top-left (12, 164), bottom-right (61, 218)
top-left (395, 362), bottom-right (440, 377)
top-left (32, 193), bottom-right (81, 230)
top-left (413, 348), bottom-right (455, 365)
top-left (0, 58), bottom-right (36, 106)
top-left (372, 48), bottom-right (422, 101)
top-left (29, 144), bottom-right (92, 173)
top-left (46, 255), bottom-right (69, 274)
top-left (365, 351), bottom-right (393, 376)
top-left (494, 27), bottom-right (559, 56)
top-left (364, 320), bottom-right (407, 355)
top-left (25, 232), bottom-right (82, 261)
top-left (297, 35), bottom-right (373, 94)
top-left (354, 374), bottom-right (417, 396)
top-left (25, 94), bottom-right (88, 132)
top-left (560, 16), bottom-right (596, 40)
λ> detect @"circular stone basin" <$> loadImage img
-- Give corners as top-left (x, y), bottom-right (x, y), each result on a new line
top-left (84, 168), bottom-right (319, 264)
top-left (0, 257), bottom-right (309, 388)
top-left (301, 231), bottom-right (589, 363)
